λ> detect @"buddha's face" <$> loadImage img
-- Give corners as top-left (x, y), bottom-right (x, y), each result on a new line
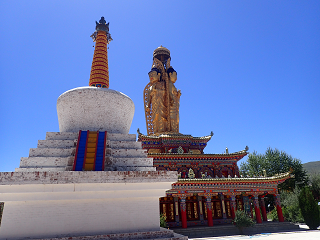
top-left (149, 71), bottom-right (160, 83)
top-left (169, 72), bottom-right (177, 83)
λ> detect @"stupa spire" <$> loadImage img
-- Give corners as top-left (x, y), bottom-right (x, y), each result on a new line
top-left (89, 17), bottom-right (113, 88)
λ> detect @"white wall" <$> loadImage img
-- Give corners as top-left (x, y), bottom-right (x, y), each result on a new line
top-left (0, 181), bottom-right (174, 239)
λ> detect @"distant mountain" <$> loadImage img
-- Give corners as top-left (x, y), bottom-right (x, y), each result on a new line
top-left (303, 161), bottom-right (320, 174)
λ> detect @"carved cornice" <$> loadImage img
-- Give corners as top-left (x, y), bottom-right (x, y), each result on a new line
top-left (175, 172), bottom-right (292, 184)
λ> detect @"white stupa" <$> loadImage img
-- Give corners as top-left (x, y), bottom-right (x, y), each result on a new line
top-left (0, 17), bottom-right (185, 240)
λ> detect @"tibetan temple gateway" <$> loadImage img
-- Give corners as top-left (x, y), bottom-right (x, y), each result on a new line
top-left (138, 46), bottom-right (291, 228)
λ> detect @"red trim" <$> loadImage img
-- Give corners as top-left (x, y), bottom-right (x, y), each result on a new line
top-left (89, 77), bottom-right (108, 81)
top-left (93, 131), bottom-right (99, 171)
top-left (90, 71), bottom-right (108, 76)
top-left (254, 206), bottom-right (262, 223)
top-left (82, 130), bottom-right (89, 170)
top-left (207, 208), bottom-right (214, 226)
top-left (231, 204), bottom-right (236, 220)
top-left (93, 49), bottom-right (108, 54)
top-left (102, 131), bottom-right (107, 171)
top-left (72, 130), bottom-right (82, 171)
top-left (181, 209), bottom-right (187, 228)
top-left (90, 81), bottom-right (109, 85)
top-left (276, 205), bottom-right (284, 222)
top-left (261, 205), bottom-right (267, 221)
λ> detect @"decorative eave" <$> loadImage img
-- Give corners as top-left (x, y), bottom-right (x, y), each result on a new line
top-left (149, 147), bottom-right (249, 160)
top-left (175, 172), bottom-right (292, 185)
top-left (137, 131), bottom-right (213, 142)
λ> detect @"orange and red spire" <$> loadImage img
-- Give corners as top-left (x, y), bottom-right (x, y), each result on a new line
top-left (89, 17), bottom-right (112, 88)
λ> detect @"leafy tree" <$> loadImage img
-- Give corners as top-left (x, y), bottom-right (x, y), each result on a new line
top-left (280, 188), bottom-right (304, 223)
top-left (309, 173), bottom-right (320, 201)
top-left (266, 189), bottom-right (304, 223)
top-left (298, 187), bottom-right (320, 230)
top-left (240, 148), bottom-right (308, 191)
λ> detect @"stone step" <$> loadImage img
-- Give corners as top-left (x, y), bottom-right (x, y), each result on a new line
top-left (107, 133), bottom-right (136, 141)
top-left (19, 157), bottom-right (73, 168)
top-left (27, 228), bottom-right (187, 240)
top-left (29, 148), bottom-right (75, 157)
top-left (110, 148), bottom-right (147, 157)
top-left (15, 167), bottom-right (67, 172)
top-left (46, 132), bottom-right (79, 140)
top-left (38, 140), bottom-right (76, 148)
top-left (107, 157), bottom-right (153, 167)
top-left (108, 140), bottom-right (142, 149)
top-left (104, 166), bottom-right (156, 171)
top-left (173, 222), bottom-right (301, 238)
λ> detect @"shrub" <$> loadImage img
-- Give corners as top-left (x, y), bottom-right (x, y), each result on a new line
top-left (160, 213), bottom-right (167, 228)
top-left (233, 210), bottom-right (255, 234)
top-left (298, 187), bottom-right (320, 230)
top-left (281, 189), bottom-right (304, 223)
top-left (267, 208), bottom-right (278, 221)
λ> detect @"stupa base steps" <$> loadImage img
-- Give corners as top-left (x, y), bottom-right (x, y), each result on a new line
top-left (19, 157), bottom-right (74, 168)
top-left (17, 132), bottom-right (154, 172)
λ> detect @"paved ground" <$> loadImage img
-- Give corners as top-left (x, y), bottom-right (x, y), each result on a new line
top-left (189, 225), bottom-right (320, 240)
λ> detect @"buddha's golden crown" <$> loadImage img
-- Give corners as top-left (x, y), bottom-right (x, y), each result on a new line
top-left (153, 45), bottom-right (170, 59)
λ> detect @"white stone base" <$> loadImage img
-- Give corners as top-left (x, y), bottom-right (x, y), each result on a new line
top-left (17, 132), bottom-right (155, 172)
top-left (0, 171), bottom-right (177, 240)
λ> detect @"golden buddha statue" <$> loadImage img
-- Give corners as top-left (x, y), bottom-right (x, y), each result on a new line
top-left (143, 46), bottom-right (181, 135)
top-left (146, 68), bottom-right (167, 133)
top-left (168, 67), bottom-right (181, 133)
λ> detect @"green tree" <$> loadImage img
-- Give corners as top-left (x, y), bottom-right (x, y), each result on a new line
top-left (309, 173), bottom-right (320, 201)
top-left (240, 148), bottom-right (308, 191)
top-left (280, 188), bottom-right (304, 223)
top-left (298, 187), bottom-right (320, 230)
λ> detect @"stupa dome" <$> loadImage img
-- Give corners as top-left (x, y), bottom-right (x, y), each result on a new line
top-left (57, 87), bottom-right (134, 134)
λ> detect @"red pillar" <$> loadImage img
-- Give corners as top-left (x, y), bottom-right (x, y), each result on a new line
top-left (274, 194), bottom-right (284, 222)
top-left (260, 197), bottom-right (268, 221)
top-left (206, 197), bottom-right (214, 227)
top-left (253, 196), bottom-right (262, 224)
top-left (180, 197), bottom-right (187, 228)
top-left (230, 196), bottom-right (236, 220)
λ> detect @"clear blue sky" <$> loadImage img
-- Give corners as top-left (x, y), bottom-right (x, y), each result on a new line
top-left (0, 1), bottom-right (319, 172)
